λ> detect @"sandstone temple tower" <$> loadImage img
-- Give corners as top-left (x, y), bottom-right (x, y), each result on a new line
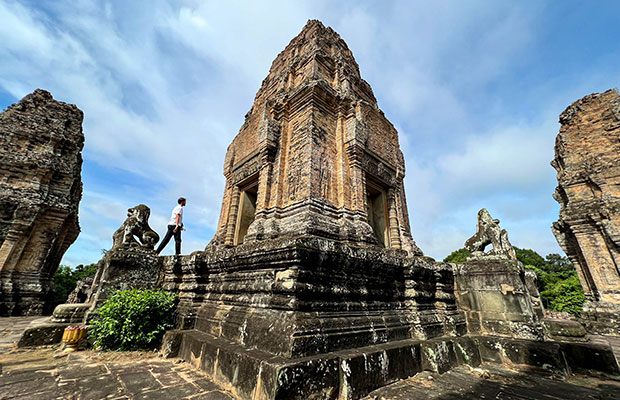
top-left (161, 21), bottom-right (467, 399)
top-left (0, 90), bottom-right (84, 316)
top-left (211, 20), bottom-right (420, 255)
top-left (552, 89), bottom-right (620, 335)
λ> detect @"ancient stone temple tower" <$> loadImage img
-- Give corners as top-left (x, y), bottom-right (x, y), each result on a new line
top-left (552, 89), bottom-right (620, 334)
top-left (158, 21), bottom-right (620, 400)
top-left (0, 90), bottom-right (84, 315)
top-left (211, 20), bottom-right (420, 254)
top-left (161, 21), bottom-right (466, 399)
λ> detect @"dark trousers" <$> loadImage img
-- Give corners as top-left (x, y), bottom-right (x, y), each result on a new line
top-left (156, 225), bottom-right (182, 255)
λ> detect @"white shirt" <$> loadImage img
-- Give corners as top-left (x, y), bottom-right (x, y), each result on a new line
top-left (168, 205), bottom-right (183, 226)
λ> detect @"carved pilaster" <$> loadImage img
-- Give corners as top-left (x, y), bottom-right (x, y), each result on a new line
top-left (256, 150), bottom-right (274, 214)
top-left (224, 185), bottom-right (241, 246)
top-left (387, 188), bottom-right (401, 249)
top-left (345, 142), bottom-right (366, 214)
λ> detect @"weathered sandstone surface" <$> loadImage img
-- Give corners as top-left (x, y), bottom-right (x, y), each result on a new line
top-left (210, 19), bottom-right (420, 254)
top-left (0, 89), bottom-right (84, 316)
top-left (457, 209), bottom-right (543, 340)
top-left (157, 22), bottom-right (618, 399)
top-left (551, 88), bottom-right (620, 334)
top-left (18, 204), bottom-right (163, 347)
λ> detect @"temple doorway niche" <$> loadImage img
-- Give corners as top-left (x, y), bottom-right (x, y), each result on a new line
top-left (366, 179), bottom-right (390, 247)
top-left (234, 177), bottom-right (258, 245)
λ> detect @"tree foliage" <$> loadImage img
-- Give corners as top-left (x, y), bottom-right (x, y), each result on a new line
top-left (542, 275), bottom-right (585, 316)
top-left (89, 289), bottom-right (178, 351)
top-left (443, 248), bottom-right (471, 263)
top-left (521, 251), bottom-right (585, 317)
top-left (516, 249), bottom-right (585, 316)
top-left (513, 247), bottom-right (546, 268)
top-left (53, 263), bottom-right (98, 304)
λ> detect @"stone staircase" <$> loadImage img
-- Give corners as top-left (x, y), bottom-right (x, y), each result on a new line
top-left (589, 335), bottom-right (620, 367)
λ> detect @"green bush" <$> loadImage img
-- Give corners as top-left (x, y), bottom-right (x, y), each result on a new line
top-left (53, 263), bottom-right (98, 304)
top-left (90, 289), bottom-right (178, 351)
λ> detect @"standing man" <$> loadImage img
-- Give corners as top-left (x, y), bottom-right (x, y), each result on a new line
top-left (156, 197), bottom-right (186, 255)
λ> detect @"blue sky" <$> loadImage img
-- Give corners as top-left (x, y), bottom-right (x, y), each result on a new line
top-left (1, 1), bottom-right (619, 264)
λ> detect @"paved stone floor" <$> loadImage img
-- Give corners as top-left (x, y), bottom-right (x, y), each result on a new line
top-left (0, 317), bottom-right (39, 355)
top-left (363, 364), bottom-right (620, 400)
top-left (0, 317), bottom-right (235, 400)
top-left (2, 317), bottom-right (620, 400)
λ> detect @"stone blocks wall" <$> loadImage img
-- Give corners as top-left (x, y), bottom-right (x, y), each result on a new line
top-left (454, 259), bottom-right (543, 340)
top-left (161, 237), bottom-right (465, 358)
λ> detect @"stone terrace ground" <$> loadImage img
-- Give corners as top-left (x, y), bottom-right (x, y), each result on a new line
top-left (1, 317), bottom-right (620, 400)
top-left (362, 365), bottom-right (620, 400)
top-left (0, 317), bottom-right (234, 400)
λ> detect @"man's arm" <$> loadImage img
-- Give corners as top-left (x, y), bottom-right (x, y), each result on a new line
top-left (174, 213), bottom-right (180, 232)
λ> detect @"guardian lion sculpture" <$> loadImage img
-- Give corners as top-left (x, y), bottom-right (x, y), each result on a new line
top-left (464, 208), bottom-right (516, 260)
top-left (111, 204), bottom-right (160, 250)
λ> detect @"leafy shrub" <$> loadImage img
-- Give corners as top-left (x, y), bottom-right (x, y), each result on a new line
top-left (90, 289), bottom-right (178, 351)
top-left (53, 263), bottom-right (98, 304)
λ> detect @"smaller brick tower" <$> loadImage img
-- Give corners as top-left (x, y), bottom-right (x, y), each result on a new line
top-left (0, 90), bottom-right (84, 315)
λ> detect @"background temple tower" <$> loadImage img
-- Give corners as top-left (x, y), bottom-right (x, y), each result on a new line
top-left (552, 89), bottom-right (620, 335)
top-left (211, 20), bottom-right (420, 255)
top-left (0, 90), bottom-right (84, 316)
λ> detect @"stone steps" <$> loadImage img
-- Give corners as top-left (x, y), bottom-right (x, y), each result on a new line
top-left (163, 329), bottom-right (482, 400)
top-left (163, 329), bottom-right (620, 400)
top-left (592, 335), bottom-right (620, 367)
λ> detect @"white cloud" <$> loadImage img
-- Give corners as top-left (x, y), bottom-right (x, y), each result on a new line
top-left (1, 0), bottom-right (615, 265)
top-left (437, 125), bottom-right (555, 193)
top-left (405, 114), bottom-right (562, 259)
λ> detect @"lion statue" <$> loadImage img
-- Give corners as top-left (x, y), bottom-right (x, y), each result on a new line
top-left (111, 204), bottom-right (160, 250)
top-left (464, 208), bottom-right (516, 260)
